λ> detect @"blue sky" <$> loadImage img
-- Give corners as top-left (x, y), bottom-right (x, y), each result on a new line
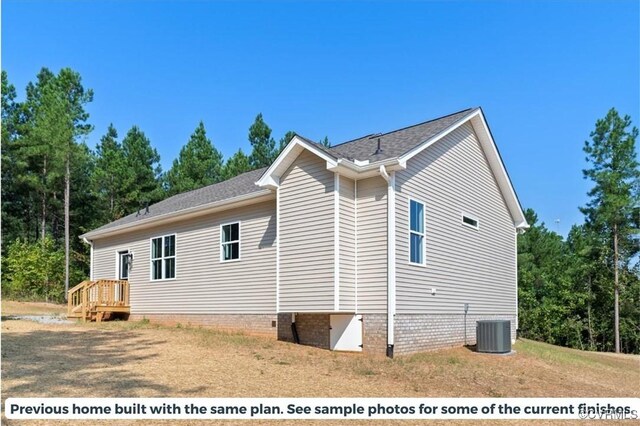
top-left (3, 1), bottom-right (638, 236)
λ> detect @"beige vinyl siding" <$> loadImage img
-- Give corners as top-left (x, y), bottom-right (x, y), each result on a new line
top-left (356, 176), bottom-right (387, 313)
top-left (395, 123), bottom-right (516, 315)
top-left (279, 150), bottom-right (335, 312)
top-left (91, 200), bottom-right (277, 314)
top-left (339, 176), bottom-right (356, 311)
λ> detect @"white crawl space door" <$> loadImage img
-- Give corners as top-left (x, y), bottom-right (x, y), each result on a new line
top-left (330, 314), bottom-right (363, 351)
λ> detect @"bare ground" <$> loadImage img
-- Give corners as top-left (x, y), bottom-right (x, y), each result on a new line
top-left (1, 302), bottom-right (638, 426)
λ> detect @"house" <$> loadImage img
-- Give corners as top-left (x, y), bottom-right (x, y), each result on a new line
top-left (76, 107), bottom-right (528, 357)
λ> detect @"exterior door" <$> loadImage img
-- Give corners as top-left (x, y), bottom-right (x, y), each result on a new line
top-left (118, 250), bottom-right (130, 280)
top-left (330, 314), bottom-right (363, 351)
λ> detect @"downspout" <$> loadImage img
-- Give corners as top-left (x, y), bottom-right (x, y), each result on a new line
top-left (82, 237), bottom-right (94, 281)
top-left (379, 165), bottom-right (396, 358)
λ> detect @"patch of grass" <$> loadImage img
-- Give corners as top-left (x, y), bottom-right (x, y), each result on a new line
top-left (1, 300), bottom-right (66, 316)
top-left (275, 360), bottom-right (290, 365)
top-left (355, 367), bottom-right (377, 376)
top-left (447, 356), bottom-right (462, 365)
top-left (517, 339), bottom-right (617, 369)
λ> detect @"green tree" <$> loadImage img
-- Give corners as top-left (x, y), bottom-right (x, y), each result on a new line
top-left (93, 124), bottom-right (128, 221)
top-left (166, 121), bottom-right (223, 195)
top-left (318, 136), bottom-right (331, 148)
top-left (121, 126), bottom-right (163, 213)
top-left (51, 68), bottom-right (94, 296)
top-left (580, 108), bottom-right (640, 353)
top-left (16, 68), bottom-right (63, 241)
top-left (3, 236), bottom-right (66, 302)
top-left (222, 148), bottom-right (251, 180)
top-left (277, 130), bottom-right (297, 155)
top-left (517, 209), bottom-right (572, 344)
top-left (1, 70), bottom-right (27, 246)
top-left (248, 113), bottom-right (276, 168)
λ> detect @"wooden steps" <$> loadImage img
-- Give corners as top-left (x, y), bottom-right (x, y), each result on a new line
top-left (67, 279), bottom-right (130, 322)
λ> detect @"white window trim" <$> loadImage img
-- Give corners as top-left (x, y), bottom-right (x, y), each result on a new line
top-left (150, 233), bottom-right (177, 281)
top-left (220, 221), bottom-right (242, 263)
top-left (461, 212), bottom-right (480, 230)
top-left (408, 198), bottom-right (426, 267)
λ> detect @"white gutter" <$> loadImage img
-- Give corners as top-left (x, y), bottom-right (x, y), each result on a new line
top-left (329, 157), bottom-right (406, 180)
top-left (81, 190), bottom-right (274, 240)
top-left (379, 165), bottom-right (396, 358)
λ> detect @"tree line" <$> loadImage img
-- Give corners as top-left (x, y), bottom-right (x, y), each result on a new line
top-left (1, 67), bottom-right (329, 301)
top-left (1, 67), bottom-right (638, 353)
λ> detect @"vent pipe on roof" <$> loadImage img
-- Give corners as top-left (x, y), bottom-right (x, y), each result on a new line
top-left (374, 137), bottom-right (383, 155)
top-left (145, 201), bottom-right (150, 215)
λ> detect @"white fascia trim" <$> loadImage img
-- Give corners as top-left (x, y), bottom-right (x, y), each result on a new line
top-left (256, 136), bottom-right (338, 188)
top-left (81, 190), bottom-right (274, 240)
top-left (257, 134), bottom-right (407, 184)
top-left (330, 157), bottom-right (406, 180)
top-left (334, 173), bottom-right (340, 311)
top-left (470, 111), bottom-right (529, 230)
top-left (398, 109), bottom-right (528, 230)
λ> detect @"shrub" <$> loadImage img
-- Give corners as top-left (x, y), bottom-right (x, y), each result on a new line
top-left (2, 237), bottom-right (66, 302)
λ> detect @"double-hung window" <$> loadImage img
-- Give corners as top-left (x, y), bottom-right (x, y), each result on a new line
top-left (409, 199), bottom-right (425, 265)
top-left (221, 222), bottom-right (240, 261)
top-left (151, 234), bottom-right (176, 280)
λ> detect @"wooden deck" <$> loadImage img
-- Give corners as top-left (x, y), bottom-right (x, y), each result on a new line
top-left (67, 279), bottom-right (129, 322)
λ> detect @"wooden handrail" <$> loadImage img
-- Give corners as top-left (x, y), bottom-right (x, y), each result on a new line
top-left (67, 279), bottom-right (129, 320)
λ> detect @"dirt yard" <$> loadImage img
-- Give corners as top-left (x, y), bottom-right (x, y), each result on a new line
top-left (2, 302), bottom-right (638, 425)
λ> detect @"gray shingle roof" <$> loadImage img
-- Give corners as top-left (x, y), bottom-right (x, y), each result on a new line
top-left (86, 108), bottom-right (477, 236)
top-left (326, 108), bottom-right (477, 162)
top-left (86, 167), bottom-right (268, 235)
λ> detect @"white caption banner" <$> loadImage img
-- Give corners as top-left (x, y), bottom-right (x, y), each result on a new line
top-left (5, 397), bottom-right (640, 420)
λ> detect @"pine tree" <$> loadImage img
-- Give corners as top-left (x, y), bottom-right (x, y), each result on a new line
top-left (121, 126), bottom-right (163, 213)
top-left (222, 148), bottom-right (251, 180)
top-left (166, 121), bottom-right (223, 195)
top-left (1, 71), bottom-right (26, 246)
top-left (248, 113), bottom-right (276, 168)
top-left (581, 108), bottom-right (640, 353)
top-left (277, 130), bottom-right (297, 155)
top-left (94, 124), bottom-right (127, 221)
top-left (54, 68), bottom-right (94, 297)
top-left (17, 68), bottom-right (61, 241)
top-left (319, 136), bottom-right (331, 148)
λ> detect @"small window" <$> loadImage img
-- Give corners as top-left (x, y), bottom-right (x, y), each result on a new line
top-left (151, 234), bottom-right (176, 280)
top-left (221, 222), bottom-right (240, 261)
top-left (462, 214), bottom-right (479, 230)
top-left (409, 199), bottom-right (425, 265)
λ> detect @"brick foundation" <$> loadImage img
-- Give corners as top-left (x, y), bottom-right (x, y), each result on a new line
top-left (362, 314), bottom-right (387, 355)
top-left (277, 313), bottom-right (330, 349)
top-left (128, 313), bottom-right (278, 337)
top-left (394, 314), bottom-right (517, 356)
top-left (129, 312), bottom-right (517, 356)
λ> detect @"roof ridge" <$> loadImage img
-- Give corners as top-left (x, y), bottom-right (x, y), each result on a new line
top-left (328, 108), bottom-right (475, 149)
top-left (376, 107), bottom-right (475, 138)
